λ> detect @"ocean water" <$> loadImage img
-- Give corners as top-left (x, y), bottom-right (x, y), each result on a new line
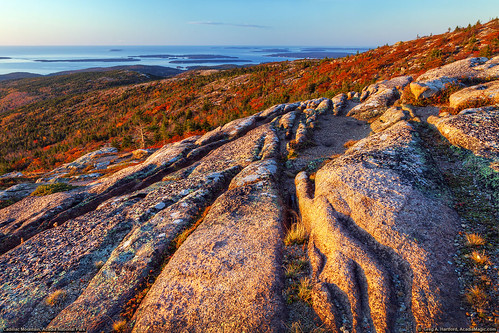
top-left (0, 45), bottom-right (370, 75)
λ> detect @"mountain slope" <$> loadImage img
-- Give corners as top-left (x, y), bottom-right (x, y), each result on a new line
top-left (0, 19), bottom-right (498, 175)
top-left (0, 46), bottom-right (498, 331)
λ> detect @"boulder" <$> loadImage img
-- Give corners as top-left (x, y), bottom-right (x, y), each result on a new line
top-left (0, 188), bottom-right (91, 255)
top-left (348, 76), bottom-right (412, 121)
top-left (64, 147), bottom-right (117, 171)
top-left (417, 56), bottom-right (499, 82)
top-left (195, 126), bottom-right (224, 146)
top-left (278, 110), bottom-right (298, 130)
top-left (428, 106), bottom-right (499, 158)
top-left (283, 102), bottom-right (300, 112)
top-left (47, 167), bottom-right (239, 333)
top-left (449, 80), bottom-right (499, 109)
top-left (0, 183), bottom-right (38, 201)
top-left (292, 121), bottom-right (308, 148)
top-left (360, 76), bottom-right (413, 102)
top-left (315, 98), bottom-right (332, 113)
top-left (0, 172), bottom-right (23, 179)
top-left (409, 77), bottom-right (458, 100)
top-left (221, 114), bottom-right (258, 137)
top-left (131, 159), bottom-right (286, 332)
top-left (193, 114), bottom-right (257, 146)
top-left (332, 93), bottom-right (347, 115)
top-left (370, 106), bottom-right (410, 133)
top-left (411, 56), bottom-right (499, 101)
top-left (295, 121), bottom-right (466, 332)
top-left (260, 104), bottom-right (285, 118)
top-left (348, 87), bottom-right (399, 121)
top-left (307, 98), bottom-right (326, 109)
top-left (131, 149), bottom-right (150, 159)
top-left (278, 111), bottom-right (299, 139)
top-left (188, 123), bottom-right (279, 177)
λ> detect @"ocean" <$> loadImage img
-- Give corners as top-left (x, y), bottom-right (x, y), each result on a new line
top-left (0, 45), bottom-right (370, 75)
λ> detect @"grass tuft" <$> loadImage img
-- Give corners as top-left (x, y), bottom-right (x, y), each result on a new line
top-left (45, 289), bottom-right (67, 307)
top-left (174, 205), bottom-right (212, 249)
top-left (465, 233), bottom-right (486, 247)
top-left (289, 321), bottom-right (327, 333)
top-left (284, 219), bottom-right (308, 246)
top-left (470, 250), bottom-right (489, 265)
top-left (95, 260), bottom-right (105, 270)
top-left (112, 319), bottom-right (127, 332)
top-left (465, 285), bottom-right (488, 308)
top-left (285, 259), bottom-right (308, 279)
top-left (297, 277), bottom-right (313, 304)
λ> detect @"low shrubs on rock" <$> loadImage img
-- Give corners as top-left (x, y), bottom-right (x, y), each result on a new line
top-left (31, 183), bottom-right (76, 196)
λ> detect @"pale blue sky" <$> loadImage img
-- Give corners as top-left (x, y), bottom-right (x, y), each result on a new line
top-left (0, 0), bottom-right (497, 46)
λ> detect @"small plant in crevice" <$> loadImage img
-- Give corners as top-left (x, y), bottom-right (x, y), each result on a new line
top-left (470, 250), bottom-right (490, 266)
top-left (112, 319), bottom-right (128, 333)
top-left (0, 199), bottom-right (18, 209)
top-left (95, 260), bottom-right (105, 270)
top-left (174, 204), bottom-right (212, 249)
top-left (287, 149), bottom-right (299, 160)
top-left (288, 321), bottom-right (328, 333)
top-left (121, 271), bottom-right (155, 321)
top-left (343, 139), bottom-right (360, 149)
top-left (284, 221), bottom-right (308, 246)
top-left (285, 258), bottom-right (308, 279)
top-left (465, 233), bottom-right (486, 247)
top-left (45, 289), bottom-right (67, 307)
top-left (465, 285), bottom-right (488, 308)
top-left (297, 277), bottom-right (314, 305)
top-left (284, 210), bottom-right (308, 246)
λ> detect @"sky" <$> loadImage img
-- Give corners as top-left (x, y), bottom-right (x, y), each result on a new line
top-left (0, 0), bottom-right (498, 47)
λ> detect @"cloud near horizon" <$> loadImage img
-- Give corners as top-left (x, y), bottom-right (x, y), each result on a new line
top-left (188, 21), bottom-right (270, 29)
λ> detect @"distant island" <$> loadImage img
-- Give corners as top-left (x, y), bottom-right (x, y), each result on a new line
top-left (170, 59), bottom-right (252, 64)
top-left (0, 72), bottom-right (42, 82)
top-left (137, 54), bottom-right (239, 59)
top-left (36, 58), bottom-right (141, 63)
top-left (267, 51), bottom-right (352, 58)
top-left (0, 57), bottom-right (12, 60)
top-left (252, 48), bottom-right (290, 53)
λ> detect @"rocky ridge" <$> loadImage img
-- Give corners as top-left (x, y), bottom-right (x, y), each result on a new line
top-left (0, 56), bottom-right (498, 332)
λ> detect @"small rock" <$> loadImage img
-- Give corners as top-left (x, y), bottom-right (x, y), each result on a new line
top-left (155, 202), bottom-right (166, 210)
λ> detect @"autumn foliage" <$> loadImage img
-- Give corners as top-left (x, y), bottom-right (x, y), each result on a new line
top-left (0, 19), bottom-right (498, 174)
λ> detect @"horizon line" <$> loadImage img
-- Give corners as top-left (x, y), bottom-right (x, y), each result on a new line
top-left (0, 44), bottom-right (377, 48)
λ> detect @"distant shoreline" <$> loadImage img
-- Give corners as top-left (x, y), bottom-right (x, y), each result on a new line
top-left (35, 58), bottom-right (141, 63)
top-left (0, 45), bottom-right (369, 76)
top-left (170, 59), bottom-right (252, 64)
top-left (267, 51), bottom-right (353, 58)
